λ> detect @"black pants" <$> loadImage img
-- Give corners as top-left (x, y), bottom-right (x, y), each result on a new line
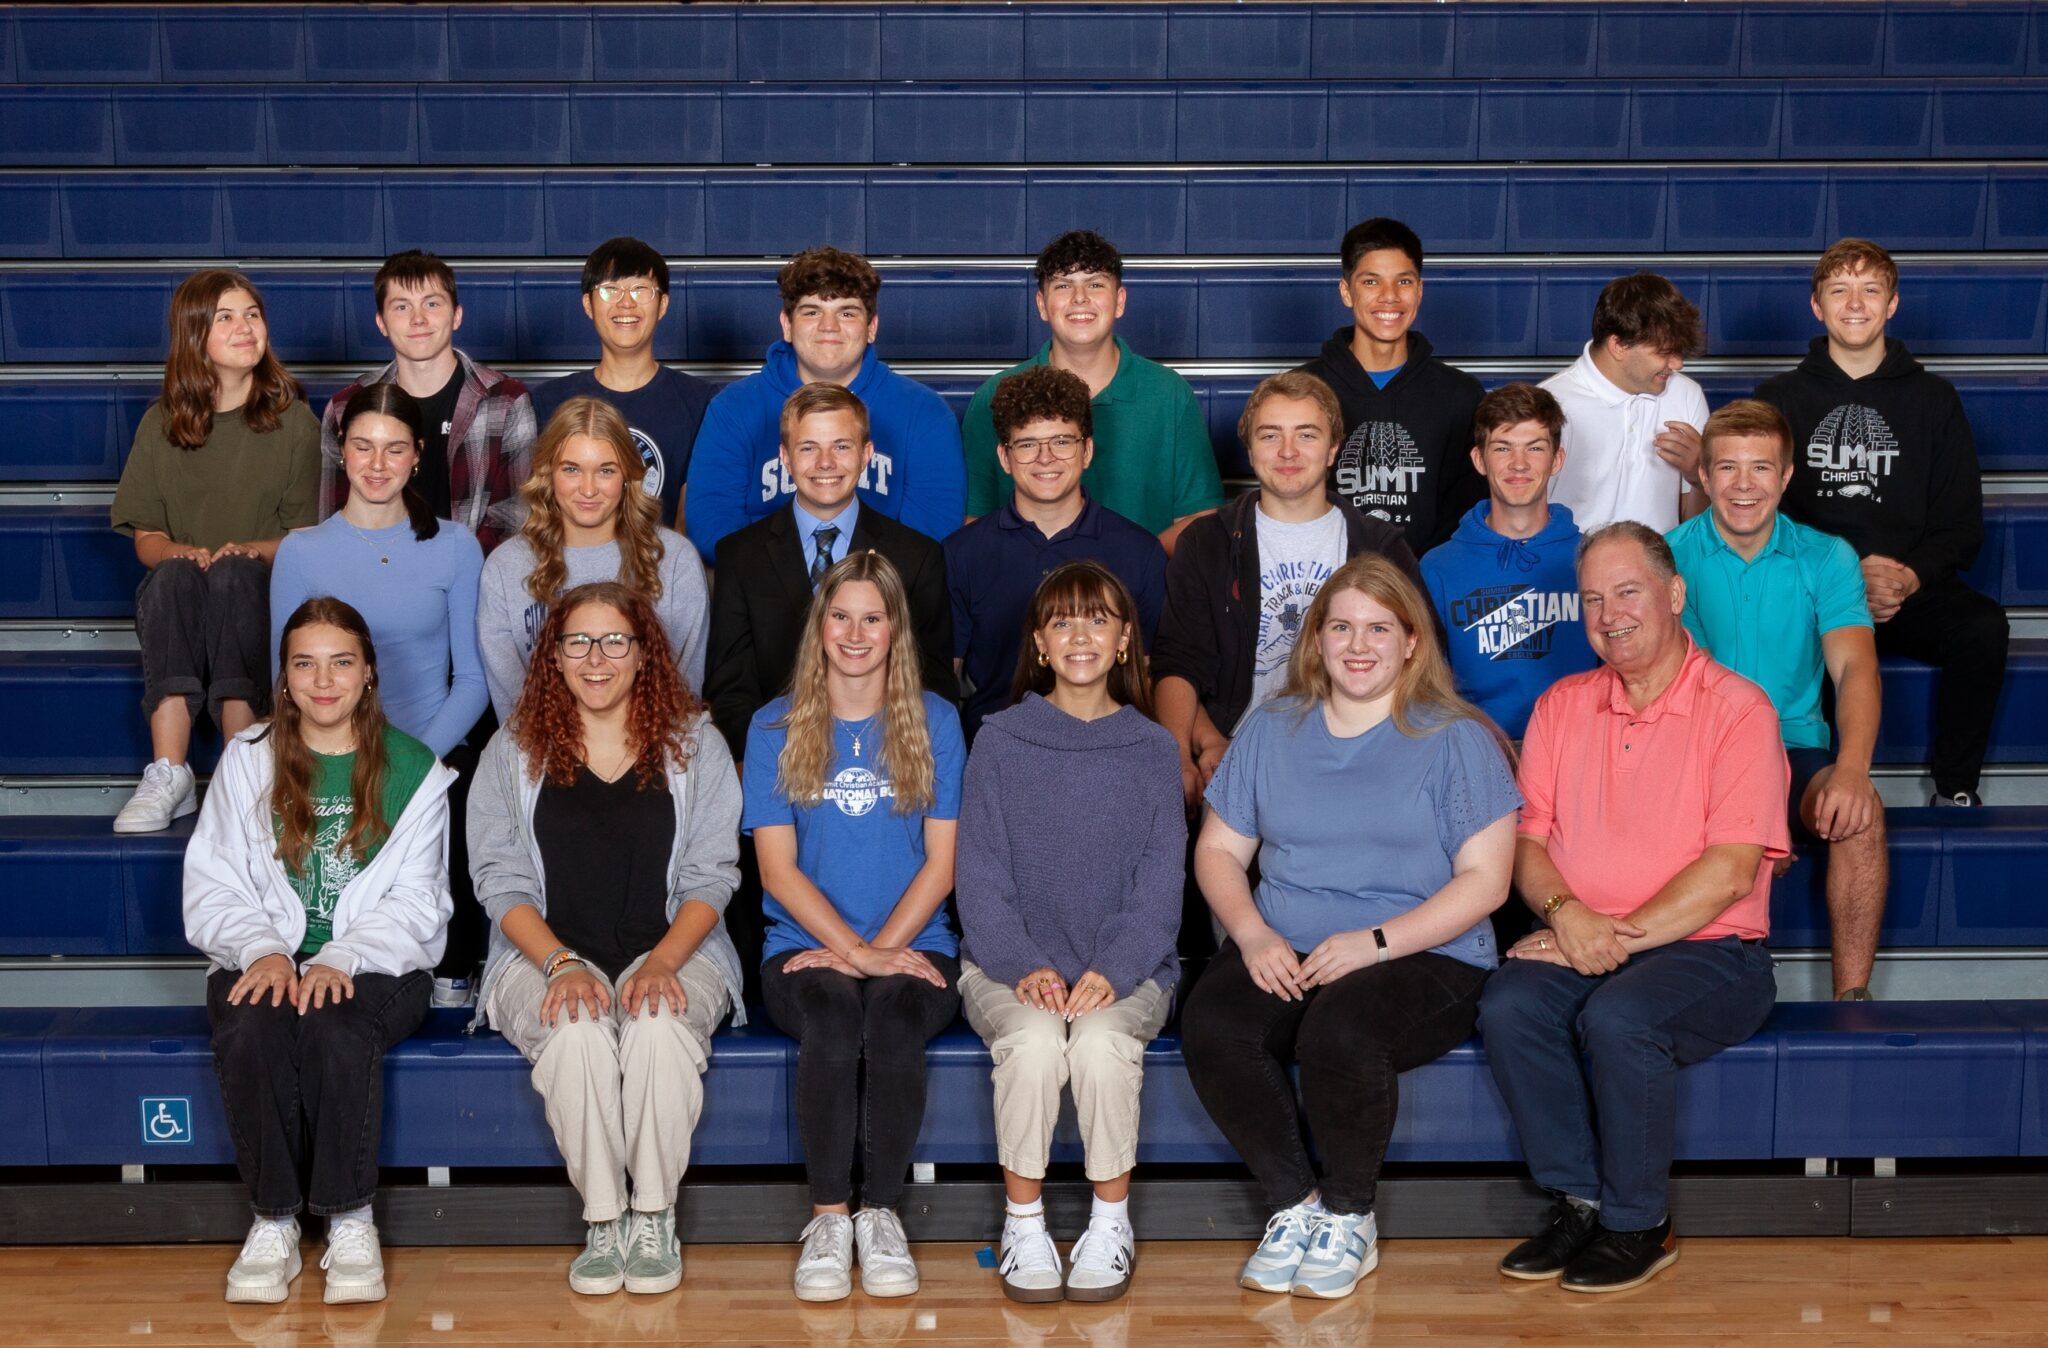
top-left (1875, 575), bottom-right (2009, 797)
top-left (134, 555), bottom-right (273, 724)
top-left (207, 967), bottom-right (431, 1218)
top-left (760, 949), bottom-right (961, 1209)
top-left (1181, 940), bottom-right (1489, 1216)
top-left (435, 706), bottom-right (494, 980)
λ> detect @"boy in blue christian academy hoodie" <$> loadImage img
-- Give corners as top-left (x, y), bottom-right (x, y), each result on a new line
top-left (1419, 384), bottom-right (1597, 739)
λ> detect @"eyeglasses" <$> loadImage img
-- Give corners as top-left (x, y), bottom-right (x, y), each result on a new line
top-left (1006, 434), bottom-right (1084, 463)
top-left (558, 632), bottom-right (637, 659)
top-left (592, 283), bottom-right (659, 304)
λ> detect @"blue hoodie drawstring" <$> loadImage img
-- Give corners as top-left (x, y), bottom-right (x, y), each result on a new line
top-left (1494, 536), bottom-right (1544, 574)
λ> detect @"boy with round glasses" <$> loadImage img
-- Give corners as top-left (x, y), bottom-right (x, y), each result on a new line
top-left (945, 367), bottom-right (1166, 741)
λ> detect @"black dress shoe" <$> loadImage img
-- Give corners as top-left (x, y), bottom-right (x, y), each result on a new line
top-left (1497, 1198), bottom-right (1601, 1280)
top-left (1560, 1217), bottom-right (1679, 1293)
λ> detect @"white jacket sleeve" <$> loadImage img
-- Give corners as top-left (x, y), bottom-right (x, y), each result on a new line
top-left (182, 739), bottom-right (297, 973)
top-left (306, 770), bottom-right (455, 979)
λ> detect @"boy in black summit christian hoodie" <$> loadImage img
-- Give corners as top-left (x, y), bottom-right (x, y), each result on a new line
top-left (1755, 248), bottom-right (2008, 805)
top-left (1298, 326), bottom-right (1485, 557)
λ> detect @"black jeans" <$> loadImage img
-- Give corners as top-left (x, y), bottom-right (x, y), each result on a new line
top-left (760, 949), bottom-right (961, 1209)
top-left (134, 554), bottom-right (273, 724)
top-left (207, 967), bottom-right (431, 1218)
top-left (435, 707), bottom-right (493, 980)
top-left (1875, 575), bottom-right (2009, 797)
top-left (1181, 940), bottom-right (1490, 1216)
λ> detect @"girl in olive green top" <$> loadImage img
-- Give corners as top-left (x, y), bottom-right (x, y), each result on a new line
top-left (109, 269), bottom-right (321, 834)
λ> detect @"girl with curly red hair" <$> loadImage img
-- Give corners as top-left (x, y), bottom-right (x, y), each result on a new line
top-left (466, 580), bottom-right (744, 1299)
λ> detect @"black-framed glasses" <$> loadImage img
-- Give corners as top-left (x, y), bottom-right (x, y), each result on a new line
top-left (558, 632), bottom-right (637, 659)
top-left (1006, 433), bottom-right (1084, 463)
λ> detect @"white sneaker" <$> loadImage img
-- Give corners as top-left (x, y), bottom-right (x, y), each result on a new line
top-left (430, 977), bottom-right (474, 1009)
top-left (997, 1211), bottom-right (1064, 1303)
top-left (1065, 1214), bottom-right (1135, 1303)
top-left (320, 1217), bottom-right (385, 1304)
top-left (226, 1217), bottom-right (302, 1304)
top-left (1289, 1210), bottom-right (1377, 1300)
top-left (852, 1208), bottom-right (919, 1298)
top-left (794, 1212), bottom-right (854, 1302)
top-left (1240, 1202), bottom-right (1320, 1294)
top-left (113, 758), bottom-right (196, 834)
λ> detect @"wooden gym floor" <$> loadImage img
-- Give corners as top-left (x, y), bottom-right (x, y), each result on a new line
top-left (5, 1236), bottom-right (2047, 1346)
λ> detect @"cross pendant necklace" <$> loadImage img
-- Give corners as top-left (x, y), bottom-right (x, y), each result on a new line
top-left (845, 715), bottom-right (878, 758)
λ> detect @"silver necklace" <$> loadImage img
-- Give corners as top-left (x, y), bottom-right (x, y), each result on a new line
top-left (343, 515), bottom-right (395, 565)
top-left (842, 714), bottom-right (879, 758)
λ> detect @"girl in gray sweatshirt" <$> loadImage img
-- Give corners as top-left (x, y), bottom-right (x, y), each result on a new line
top-left (954, 561), bottom-right (1185, 1306)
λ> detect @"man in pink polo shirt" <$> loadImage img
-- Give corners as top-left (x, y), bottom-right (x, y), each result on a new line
top-left (1477, 521), bottom-right (1788, 1295)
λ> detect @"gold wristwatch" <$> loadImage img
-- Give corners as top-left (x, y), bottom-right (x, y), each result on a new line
top-left (1541, 893), bottom-right (1574, 920)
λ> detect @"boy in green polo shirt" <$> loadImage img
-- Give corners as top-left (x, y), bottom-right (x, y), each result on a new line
top-left (962, 230), bottom-right (1222, 554)
top-left (1666, 400), bottom-right (1886, 1000)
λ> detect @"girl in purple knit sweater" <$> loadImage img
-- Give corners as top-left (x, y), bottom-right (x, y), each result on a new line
top-left (955, 561), bottom-right (1187, 1305)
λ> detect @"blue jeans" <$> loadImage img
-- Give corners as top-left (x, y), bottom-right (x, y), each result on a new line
top-left (1477, 936), bottom-right (1776, 1231)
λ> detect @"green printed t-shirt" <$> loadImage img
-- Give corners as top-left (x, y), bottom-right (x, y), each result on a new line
top-left (962, 337), bottom-right (1224, 536)
top-left (277, 727), bottom-right (435, 955)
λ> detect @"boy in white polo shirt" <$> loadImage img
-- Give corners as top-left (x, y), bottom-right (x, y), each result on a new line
top-left (1541, 273), bottom-right (1710, 532)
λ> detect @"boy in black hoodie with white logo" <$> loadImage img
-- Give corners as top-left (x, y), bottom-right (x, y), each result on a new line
top-left (1296, 218), bottom-right (1485, 557)
top-left (1755, 238), bottom-right (2009, 806)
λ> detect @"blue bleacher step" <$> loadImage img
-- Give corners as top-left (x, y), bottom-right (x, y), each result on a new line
top-left (5, 260), bottom-right (2046, 367)
top-left (14, 805), bottom-right (2048, 962)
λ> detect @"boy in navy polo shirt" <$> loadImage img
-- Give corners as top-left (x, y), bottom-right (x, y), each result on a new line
top-left (945, 366), bottom-right (1166, 741)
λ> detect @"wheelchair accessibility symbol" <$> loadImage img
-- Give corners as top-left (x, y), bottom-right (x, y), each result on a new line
top-left (140, 1097), bottom-right (193, 1146)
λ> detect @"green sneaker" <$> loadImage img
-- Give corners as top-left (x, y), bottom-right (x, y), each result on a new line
top-left (568, 1217), bottom-right (627, 1295)
top-left (622, 1208), bottom-right (682, 1294)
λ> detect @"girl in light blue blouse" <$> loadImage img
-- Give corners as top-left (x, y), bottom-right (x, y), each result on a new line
top-left (269, 384), bottom-right (486, 759)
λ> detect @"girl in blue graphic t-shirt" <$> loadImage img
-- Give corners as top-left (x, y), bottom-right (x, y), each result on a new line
top-left (741, 550), bottom-right (966, 1305)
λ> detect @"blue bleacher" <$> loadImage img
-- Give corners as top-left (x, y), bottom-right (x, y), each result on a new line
top-left (8, 261), bottom-right (2045, 364)
top-left (11, 81), bottom-right (2048, 168)
top-left (6, 1000), bottom-right (2039, 1176)
top-left (1772, 1001), bottom-right (2026, 1158)
top-left (2, 0), bottom-right (2045, 1212)
top-left (8, 167), bottom-right (2048, 260)
top-left (1991, 1001), bottom-right (2048, 1155)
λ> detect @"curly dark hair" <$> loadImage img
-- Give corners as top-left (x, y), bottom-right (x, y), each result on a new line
top-left (1034, 230), bottom-right (1122, 288)
top-left (511, 581), bottom-right (705, 789)
top-left (990, 365), bottom-right (1092, 443)
top-left (778, 246), bottom-right (880, 315)
top-left (1591, 272), bottom-right (1705, 358)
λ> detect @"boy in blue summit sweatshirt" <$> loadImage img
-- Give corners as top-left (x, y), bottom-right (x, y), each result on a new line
top-left (1419, 383), bottom-right (1596, 739)
top-left (683, 246), bottom-right (966, 563)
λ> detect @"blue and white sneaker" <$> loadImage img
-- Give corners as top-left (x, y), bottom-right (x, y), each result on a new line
top-left (1289, 1210), bottom-right (1378, 1299)
top-left (1239, 1202), bottom-right (1320, 1294)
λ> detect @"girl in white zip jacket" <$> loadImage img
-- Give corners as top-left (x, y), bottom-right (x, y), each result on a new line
top-left (184, 596), bottom-right (454, 1309)
top-left (467, 579), bottom-right (744, 1299)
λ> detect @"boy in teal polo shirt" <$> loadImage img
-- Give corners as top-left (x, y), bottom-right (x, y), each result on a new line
top-left (1666, 400), bottom-right (1886, 1000)
top-left (961, 231), bottom-right (1222, 554)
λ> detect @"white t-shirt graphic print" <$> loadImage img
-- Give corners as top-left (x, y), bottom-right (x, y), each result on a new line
top-left (1241, 506), bottom-right (1347, 731)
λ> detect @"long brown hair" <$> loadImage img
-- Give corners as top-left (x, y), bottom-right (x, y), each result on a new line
top-left (517, 397), bottom-right (665, 605)
top-left (511, 581), bottom-right (703, 789)
top-left (263, 598), bottom-right (392, 874)
top-left (1282, 554), bottom-right (1510, 758)
top-left (1007, 560), bottom-right (1156, 720)
top-left (775, 552), bottom-right (936, 814)
top-left (160, 269), bottom-right (304, 450)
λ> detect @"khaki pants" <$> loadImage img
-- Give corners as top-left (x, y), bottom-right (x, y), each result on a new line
top-left (491, 951), bottom-right (730, 1223)
top-left (958, 961), bottom-right (1171, 1182)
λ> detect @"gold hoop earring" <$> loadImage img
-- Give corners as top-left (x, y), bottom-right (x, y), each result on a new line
top-left (1036, 650), bottom-right (1049, 667)
top-left (1116, 649), bottom-right (1129, 666)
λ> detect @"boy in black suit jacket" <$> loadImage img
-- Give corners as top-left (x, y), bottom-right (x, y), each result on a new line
top-left (705, 383), bottom-right (957, 767)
